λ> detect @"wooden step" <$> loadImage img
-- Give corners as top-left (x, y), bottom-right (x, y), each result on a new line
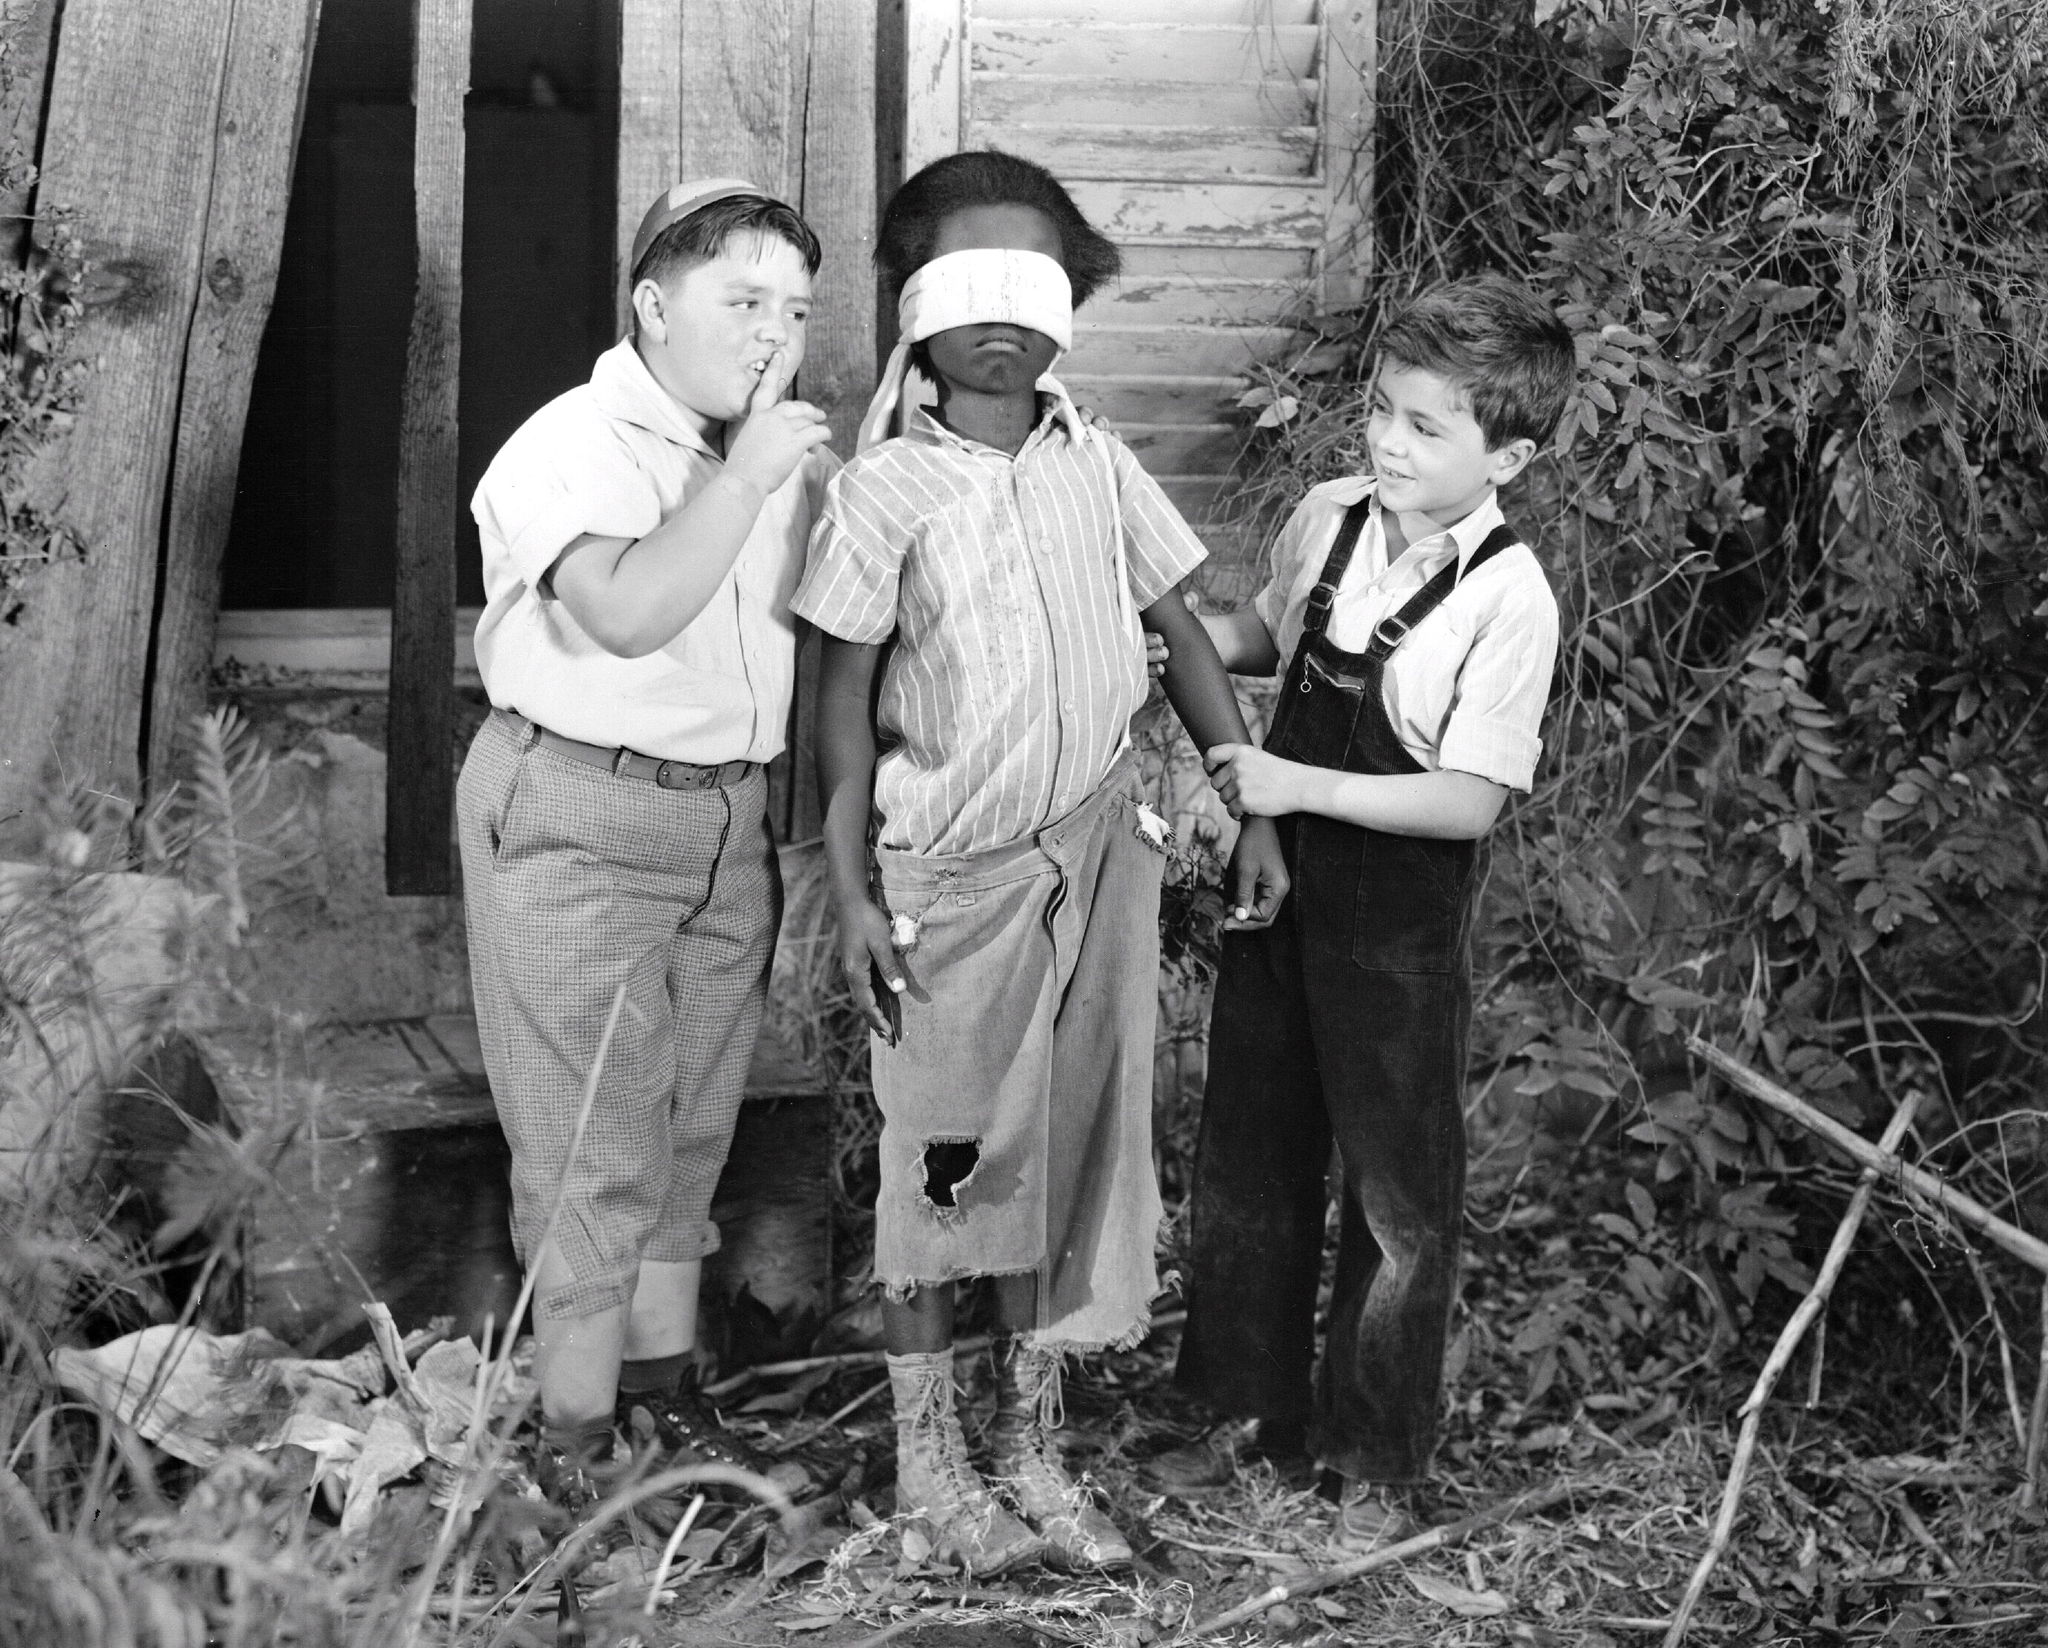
top-left (972, 119), bottom-right (1319, 181)
top-left (1068, 321), bottom-right (1299, 375)
top-left (974, 73), bottom-right (1316, 127)
top-left (194, 1015), bottom-right (831, 1355)
top-left (1159, 475), bottom-right (1235, 520)
top-left (976, 0), bottom-right (1317, 23)
top-left (973, 23), bottom-right (1319, 81)
top-left (1070, 178), bottom-right (1323, 244)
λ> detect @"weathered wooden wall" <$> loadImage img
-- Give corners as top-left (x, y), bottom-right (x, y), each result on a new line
top-left (0, 0), bottom-right (319, 847)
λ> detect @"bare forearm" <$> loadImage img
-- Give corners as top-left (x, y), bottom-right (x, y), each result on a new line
top-left (815, 639), bottom-right (884, 913)
top-left (1293, 764), bottom-right (1507, 838)
top-left (1145, 590), bottom-right (1254, 749)
top-left (547, 471), bottom-right (768, 657)
top-left (1198, 607), bottom-right (1282, 676)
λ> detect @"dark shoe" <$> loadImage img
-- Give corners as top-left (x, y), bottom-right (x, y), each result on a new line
top-left (532, 1437), bottom-right (621, 1578)
top-left (617, 1373), bottom-right (809, 1497)
top-left (1140, 1418), bottom-right (1308, 1496)
top-left (1335, 1481), bottom-right (1423, 1551)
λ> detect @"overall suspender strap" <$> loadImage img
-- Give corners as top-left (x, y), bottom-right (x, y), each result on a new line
top-left (1364, 523), bottom-right (1521, 662)
top-left (1300, 496), bottom-right (1375, 641)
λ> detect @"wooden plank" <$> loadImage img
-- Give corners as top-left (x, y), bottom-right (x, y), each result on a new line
top-left (1062, 372), bottom-right (1251, 424)
top-left (1096, 272), bottom-right (1310, 327)
top-left (976, 0), bottom-right (1316, 22)
top-left (0, 0), bottom-right (234, 834)
top-left (800, 0), bottom-right (879, 456)
top-left (385, 0), bottom-right (471, 896)
top-left (145, 0), bottom-right (323, 792)
top-left (971, 120), bottom-right (1318, 181)
top-left (1113, 240), bottom-right (1314, 281)
top-left (1117, 421), bottom-right (1248, 472)
top-left (1321, 0), bottom-right (1375, 309)
top-left (1068, 178), bottom-right (1323, 244)
top-left (904, 0), bottom-right (963, 174)
top-left (973, 72), bottom-right (1313, 126)
top-left (616, 0), bottom-right (684, 306)
top-left (0, 0), bottom-right (59, 268)
top-left (213, 605), bottom-right (483, 680)
top-left (1067, 322), bottom-right (1299, 375)
top-left (972, 23), bottom-right (1317, 82)
top-left (679, 0), bottom-right (804, 198)
top-left (1158, 475), bottom-right (1233, 521)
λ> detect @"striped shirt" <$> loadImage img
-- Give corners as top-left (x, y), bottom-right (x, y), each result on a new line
top-left (793, 404), bottom-right (1206, 855)
top-left (1254, 477), bottom-right (1559, 792)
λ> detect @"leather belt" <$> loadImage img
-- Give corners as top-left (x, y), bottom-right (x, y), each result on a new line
top-left (496, 709), bottom-right (758, 791)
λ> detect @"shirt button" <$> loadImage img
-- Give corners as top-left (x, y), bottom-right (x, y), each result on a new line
top-left (1062, 699), bottom-right (1076, 713)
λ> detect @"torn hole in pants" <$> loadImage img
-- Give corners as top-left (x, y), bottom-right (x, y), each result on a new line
top-left (919, 1139), bottom-right (982, 1211)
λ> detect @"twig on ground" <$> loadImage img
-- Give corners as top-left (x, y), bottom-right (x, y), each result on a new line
top-left (704, 1309), bottom-right (1188, 1400)
top-left (1960, 1242), bottom-right (2029, 1453)
top-left (770, 1376), bottom-right (890, 1455)
top-left (1187, 1482), bottom-right (1577, 1637)
top-left (1661, 1091), bottom-right (1921, 1647)
top-left (1892, 1494), bottom-right (1959, 1574)
top-left (2024, 1277), bottom-right (2048, 1510)
top-left (1685, 1035), bottom-right (2048, 1275)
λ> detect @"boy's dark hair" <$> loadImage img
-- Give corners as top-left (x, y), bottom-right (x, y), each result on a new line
top-left (1374, 274), bottom-right (1576, 449)
top-left (630, 193), bottom-right (822, 294)
top-left (876, 149), bottom-right (1121, 308)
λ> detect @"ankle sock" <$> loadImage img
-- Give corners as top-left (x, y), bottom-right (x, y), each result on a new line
top-left (617, 1353), bottom-right (693, 1398)
top-left (542, 1414), bottom-right (615, 1466)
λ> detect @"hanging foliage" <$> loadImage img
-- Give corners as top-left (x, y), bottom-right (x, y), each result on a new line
top-left (1230, 0), bottom-right (2048, 1340)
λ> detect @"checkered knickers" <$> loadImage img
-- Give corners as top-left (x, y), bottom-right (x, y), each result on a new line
top-left (455, 712), bottom-right (780, 1320)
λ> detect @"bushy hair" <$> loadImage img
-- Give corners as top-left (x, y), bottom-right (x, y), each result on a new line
top-left (631, 194), bottom-right (823, 291)
top-left (876, 149), bottom-right (1121, 307)
top-left (1374, 274), bottom-right (1577, 448)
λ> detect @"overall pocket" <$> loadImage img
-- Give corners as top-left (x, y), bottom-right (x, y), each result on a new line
top-left (1349, 831), bottom-right (1473, 975)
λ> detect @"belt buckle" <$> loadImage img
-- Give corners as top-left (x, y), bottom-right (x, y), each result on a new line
top-left (653, 759), bottom-right (688, 789)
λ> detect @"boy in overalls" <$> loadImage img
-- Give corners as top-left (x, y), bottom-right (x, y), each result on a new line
top-left (1155, 275), bottom-right (1575, 1546)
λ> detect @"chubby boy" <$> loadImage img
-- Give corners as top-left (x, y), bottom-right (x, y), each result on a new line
top-left (456, 181), bottom-right (833, 1509)
top-left (1155, 274), bottom-right (1575, 1546)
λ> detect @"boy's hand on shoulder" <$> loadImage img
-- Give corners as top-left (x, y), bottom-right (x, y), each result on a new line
top-left (1223, 815), bottom-right (1289, 930)
top-left (837, 896), bottom-right (911, 1044)
top-left (725, 347), bottom-right (832, 496)
top-left (1204, 743), bottom-right (1306, 821)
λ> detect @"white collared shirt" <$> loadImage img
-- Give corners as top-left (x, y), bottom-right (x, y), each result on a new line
top-left (470, 339), bottom-right (835, 764)
top-left (1253, 477), bottom-right (1558, 792)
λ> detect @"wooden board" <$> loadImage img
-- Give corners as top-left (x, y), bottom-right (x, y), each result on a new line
top-left (1112, 240), bottom-right (1315, 282)
top-left (972, 22), bottom-right (1318, 82)
top-left (904, 0), bottom-right (965, 174)
top-left (975, 0), bottom-right (1315, 20)
top-left (1095, 271), bottom-right (1314, 327)
top-left (0, 0), bottom-right (235, 834)
top-left (1062, 373), bottom-right (1252, 424)
top-left (972, 71), bottom-right (1314, 127)
top-left (1321, 0), bottom-right (1376, 309)
top-left (1068, 178), bottom-right (1323, 244)
top-left (971, 120), bottom-right (1318, 181)
top-left (1067, 322), bottom-right (1299, 376)
top-left (799, 0), bottom-right (880, 455)
top-left (1117, 421), bottom-right (1250, 472)
top-left (385, 0), bottom-right (470, 896)
top-left (146, 0), bottom-right (324, 791)
top-left (616, 0), bottom-right (684, 304)
top-left (679, 0), bottom-right (806, 198)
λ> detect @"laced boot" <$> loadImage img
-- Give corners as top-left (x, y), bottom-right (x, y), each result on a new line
top-left (986, 1335), bottom-right (1133, 1571)
top-left (887, 1349), bottom-right (1043, 1576)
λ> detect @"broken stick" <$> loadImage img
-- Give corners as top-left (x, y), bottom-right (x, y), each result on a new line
top-left (1685, 1034), bottom-right (2048, 1276)
top-left (1661, 1090), bottom-right (1921, 1647)
top-left (1188, 1483), bottom-right (1575, 1638)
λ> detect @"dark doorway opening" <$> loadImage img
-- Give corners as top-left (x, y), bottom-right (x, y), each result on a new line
top-left (222, 0), bottom-right (619, 610)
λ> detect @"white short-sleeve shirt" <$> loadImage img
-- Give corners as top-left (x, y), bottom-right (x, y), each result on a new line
top-left (470, 339), bottom-right (835, 764)
top-left (1253, 477), bottom-right (1559, 792)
